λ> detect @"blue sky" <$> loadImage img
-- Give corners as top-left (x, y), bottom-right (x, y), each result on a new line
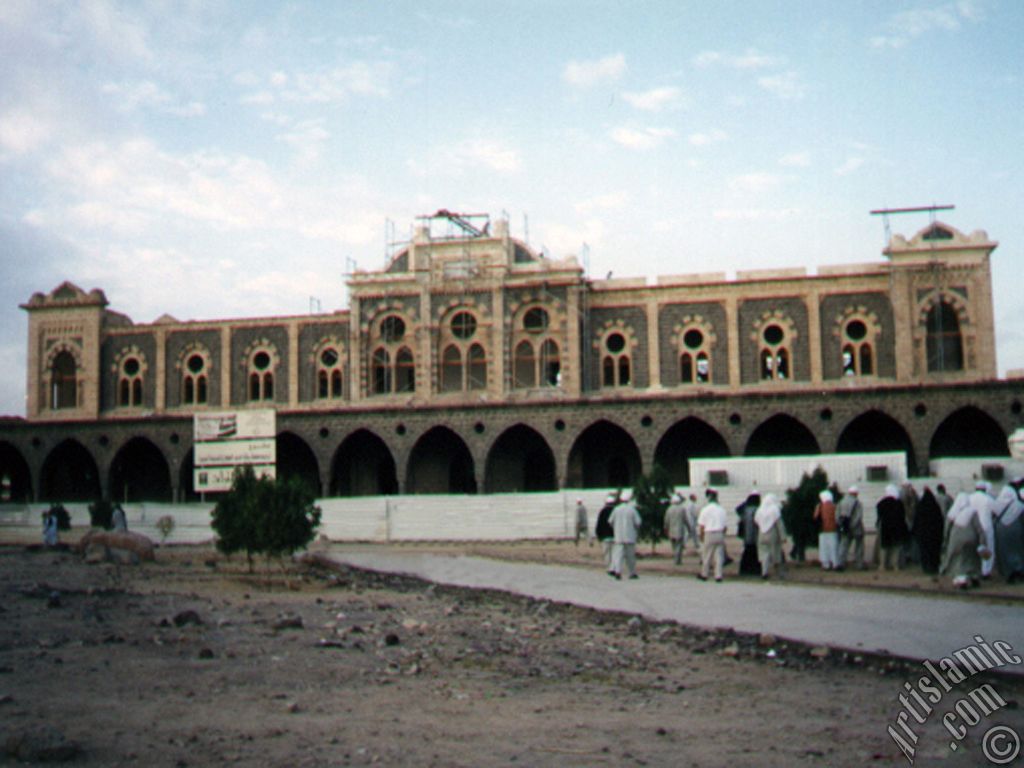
top-left (1, 0), bottom-right (1022, 416)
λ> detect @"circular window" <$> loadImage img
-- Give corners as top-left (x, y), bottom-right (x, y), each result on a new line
top-left (606, 333), bottom-right (626, 353)
top-left (845, 320), bottom-right (867, 341)
top-left (683, 329), bottom-right (704, 350)
top-left (473, 422), bottom-right (485, 434)
top-left (395, 424), bottom-right (406, 436)
top-left (123, 358), bottom-right (140, 376)
top-left (523, 307), bottom-right (549, 333)
top-left (320, 348), bottom-right (339, 367)
top-left (640, 415), bottom-right (653, 428)
top-left (914, 403), bottom-right (928, 418)
top-left (554, 419), bottom-right (566, 431)
top-left (187, 354), bottom-right (205, 374)
top-left (451, 312), bottom-right (477, 340)
top-left (819, 408), bottom-right (833, 421)
top-left (169, 433), bottom-right (180, 444)
top-left (381, 316), bottom-right (406, 342)
top-left (729, 413), bottom-right (742, 426)
top-left (319, 427), bottom-right (329, 438)
top-left (253, 351), bottom-right (271, 371)
top-left (763, 325), bottom-right (784, 345)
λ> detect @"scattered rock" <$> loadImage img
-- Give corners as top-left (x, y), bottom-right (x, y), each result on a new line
top-left (809, 646), bottom-right (831, 660)
top-left (3, 725), bottom-right (81, 762)
top-left (384, 633), bottom-right (400, 647)
top-left (719, 643), bottom-right (740, 658)
top-left (273, 615), bottom-right (304, 631)
top-left (626, 617), bottom-right (644, 635)
top-left (758, 633), bottom-right (776, 647)
top-left (198, 648), bottom-right (215, 660)
top-left (173, 610), bottom-right (203, 627)
top-left (78, 530), bottom-right (155, 562)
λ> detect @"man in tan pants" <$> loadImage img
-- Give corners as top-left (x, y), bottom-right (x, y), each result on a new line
top-left (698, 488), bottom-right (728, 582)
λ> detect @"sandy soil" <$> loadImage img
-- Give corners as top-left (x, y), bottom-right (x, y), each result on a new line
top-left (1, 542), bottom-right (1021, 767)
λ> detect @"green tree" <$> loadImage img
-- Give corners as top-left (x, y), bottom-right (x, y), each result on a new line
top-left (635, 464), bottom-right (674, 552)
top-left (781, 467), bottom-right (842, 562)
top-left (210, 467), bottom-right (321, 573)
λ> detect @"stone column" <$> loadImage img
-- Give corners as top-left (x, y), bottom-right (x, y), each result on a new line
top-left (220, 325), bottom-right (232, 406)
top-left (807, 289), bottom-right (822, 384)
top-left (725, 295), bottom-right (741, 388)
top-left (288, 320), bottom-right (299, 408)
top-left (155, 326), bottom-right (166, 412)
top-left (646, 298), bottom-right (661, 389)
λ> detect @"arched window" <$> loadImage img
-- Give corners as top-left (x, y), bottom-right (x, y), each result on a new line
top-left (51, 350), bottom-right (78, 410)
top-left (468, 344), bottom-right (487, 390)
top-left (369, 314), bottom-right (415, 396)
top-left (182, 352), bottom-right (209, 405)
top-left (601, 331), bottom-right (631, 388)
top-left (679, 326), bottom-right (712, 384)
top-left (514, 340), bottom-right (536, 388)
top-left (926, 300), bottom-right (964, 372)
top-left (441, 344), bottom-right (462, 392)
top-left (316, 346), bottom-right (344, 399)
top-left (841, 318), bottom-right (874, 376)
top-left (118, 356), bottom-right (144, 407)
top-left (759, 323), bottom-right (790, 380)
top-left (248, 349), bottom-right (275, 401)
top-left (540, 339), bottom-right (560, 386)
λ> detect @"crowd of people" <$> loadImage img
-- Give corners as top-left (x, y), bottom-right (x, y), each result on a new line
top-left (572, 475), bottom-right (1024, 590)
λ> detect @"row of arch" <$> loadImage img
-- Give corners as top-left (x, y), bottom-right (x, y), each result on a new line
top-left (0, 406), bottom-right (1010, 504)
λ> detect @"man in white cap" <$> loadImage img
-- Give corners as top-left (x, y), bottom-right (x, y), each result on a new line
top-left (813, 489), bottom-right (838, 570)
top-left (573, 498), bottom-right (590, 546)
top-left (608, 489), bottom-right (642, 579)
top-left (697, 488), bottom-right (728, 582)
top-left (836, 485), bottom-right (865, 570)
top-left (970, 481), bottom-right (996, 579)
top-left (663, 492), bottom-right (689, 565)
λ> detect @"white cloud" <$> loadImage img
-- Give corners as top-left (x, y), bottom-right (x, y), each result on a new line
top-left (574, 191), bottom-right (629, 214)
top-left (408, 138), bottom-right (521, 176)
top-left (76, 0), bottom-right (152, 61)
top-left (729, 172), bottom-right (783, 193)
top-left (693, 48), bottom-right (781, 70)
top-left (870, 2), bottom-right (982, 49)
top-left (101, 80), bottom-right (207, 117)
top-left (688, 129), bottom-right (728, 147)
top-left (562, 53), bottom-right (626, 87)
top-left (0, 109), bottom-right (53, 155)
top-left (276, 119), bottom-right (330, 163)
top-left (779, 151), bottom-right (811, 167)
top-left (240, 62), bottom-right (394, 106)
top-left (834, 157), bottom-right (865, 176)
top-left (713, 208), bottom-right (801, 221)
top-left (757, 71), bottom-right (806, 100)
top-left (622, 86), bottom-right (683, 111)
top-left (610, 126), bottom-right (675, 150)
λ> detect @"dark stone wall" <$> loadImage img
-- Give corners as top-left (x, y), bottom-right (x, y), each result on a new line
top-left (658, 301), bottom-right (730, 386)
top-left (587, 306), bottom-right (649, 390)
top-left (819, 292), bottom-right (896, 380)
top-left (165, 329), bottom-right (222, 408)
top-left (229, 325), bottom-right (289, 405)
top-left (100, 332), bottom-right (157, 412)
top-left (738, 297), bottom-right (810, 384)
top-left (298, 321), bottom-right (349, 403)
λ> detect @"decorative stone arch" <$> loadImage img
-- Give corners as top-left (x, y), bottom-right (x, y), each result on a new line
top-left (332, 428), bottom-right (398, 496)
top-left (832, 306), bottom-right (882, 378)
top-left (40, 439), bottom-right (101, 502)
top-left (405, 426), bottom-right (476, 494)
top-left (744, 413), bottom-right (820, 456)
top-left (276, 431), bottom-right (321, 496)
top-left (364, 304), bottom-right (418, 396)
top-left (653, 416), bottom-right (730, 486)
top-left (109, 436), bottom-right (172, 502)
top-left (566, 418), bottom-right (642, 489)
top-left (484, 423), bottom-right (556, 492)
top-left (240, 338), bottom-right (281, 402)
top-left (670, 314), bottom-right (717, 385)
top-left (913, 290), bottom-right (971, 373)
top-left (593, 319), bottom-right (639, 388)
top-left (835, 409), bottom-right (918, 476)
top-left (43, 340), bottom-right (85, 410)
top-left (930, 406), bottom-right (1008, 458)
top-left (110, 344), bottom-right (149, 408)
top-left (750, 310), bottom-right (798, 382)
top-left (0, 441), bottom-right (33, 503)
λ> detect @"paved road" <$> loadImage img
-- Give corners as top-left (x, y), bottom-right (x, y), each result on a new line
top-left (328, 547), bottom-right (1024, 677)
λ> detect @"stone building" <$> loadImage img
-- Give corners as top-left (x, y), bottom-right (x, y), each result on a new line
top-left (1, 211), bottom-right (1020, 504)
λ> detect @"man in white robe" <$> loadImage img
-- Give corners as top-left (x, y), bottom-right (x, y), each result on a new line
top-left (970, 481), bottom-right (996, 578)
top-left (608, 490), bottom-right (641, 579)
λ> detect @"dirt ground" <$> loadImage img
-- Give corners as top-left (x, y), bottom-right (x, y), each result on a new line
top-left (1, 541), bottom-right (1022, 767)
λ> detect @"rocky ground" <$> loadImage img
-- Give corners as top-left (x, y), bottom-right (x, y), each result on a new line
top-left (1, 542), bottom-right (1022, 767)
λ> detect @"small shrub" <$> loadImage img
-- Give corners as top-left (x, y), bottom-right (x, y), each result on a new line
top-left (155, 514), bottom-right (176, 543)
top-left (635, 465), bottom-right (673, 551)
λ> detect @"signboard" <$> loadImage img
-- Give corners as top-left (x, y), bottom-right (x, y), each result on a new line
top-left (193, 410), bottom-right (276, 493)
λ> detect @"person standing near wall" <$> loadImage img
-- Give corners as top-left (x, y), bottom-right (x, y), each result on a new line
top-left (608, 490), bottom-right (641, 580)
top-left (596, 492), bottom-right (618, 575)
top-left (813, 490), bottom-right (838, 571)
top-left (664, 493), bottom-right (688, 565)
top-left (836, 485), bottom-right (865, 571)
top-left (697, 488), bottom-right (728, 582)
top-left (573, 498), bottom-right (589, 546)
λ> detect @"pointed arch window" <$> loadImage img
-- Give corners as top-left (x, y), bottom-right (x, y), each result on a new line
top-left (926, 301), bottom-right (964, 372)
top-left (118, 356), bottom-right (144, 407)
top-left (601, 332), bottom-right (632, 388)
top-left (316, 346), bottom-right (344, 399)
top-left (468, 344), bottom-right (487, 390)
top-left (679, 327), bottom-right (712, 384)
top-left (248, 350), bottom-right (275, 401)
top-left (50, 351), bottom-right (78, 410)
top-left (441, 344), bottom-right (462, 392)
top-left (514, 340), bottom-right (536, 388)
top-left (182, 352), bottom-right (209, 405)
top-left (369, 313), bottom-right (416, 396)
top-left (759, 324), bottom-right (790, 380)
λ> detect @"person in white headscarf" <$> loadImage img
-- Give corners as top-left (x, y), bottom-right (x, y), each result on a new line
top-left (993, 478), bottom-right (1024, 584)
top-left (663, 492), bottom-right (689, 565)
top-left (877, 484), bottom-right (909, 570)
top-left (970, 481), bottom-right (996, 579)
top-left (837, 485), bottom-right (865, 570)
top-left (943, 491), bottom-right (988, 589)
top-left (754, 493), bottom-right (787, 579)
top-left (813, 489), bottom-right (838, 570)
